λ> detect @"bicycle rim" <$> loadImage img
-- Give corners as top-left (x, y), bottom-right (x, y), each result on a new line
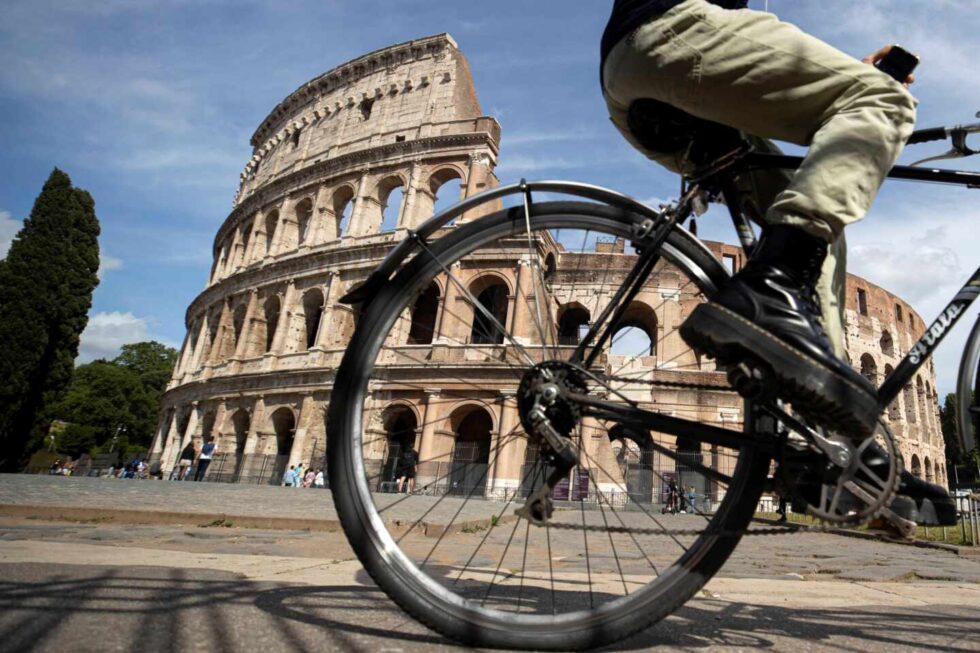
top-left (327, 201), bottom-right (770, 649)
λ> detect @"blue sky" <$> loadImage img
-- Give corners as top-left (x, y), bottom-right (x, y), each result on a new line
top-left (0, 0), bottom-right (977, 394)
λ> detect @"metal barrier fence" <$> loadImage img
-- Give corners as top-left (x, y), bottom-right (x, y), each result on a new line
top-left (956, 492), bottom-right (980, 546)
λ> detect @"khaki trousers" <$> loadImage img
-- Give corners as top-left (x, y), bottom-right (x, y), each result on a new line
top-left (602, 0), bottom-right (916, 353)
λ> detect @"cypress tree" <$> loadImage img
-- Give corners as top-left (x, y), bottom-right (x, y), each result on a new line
top-left (0, 168), bottom-right (100, 471)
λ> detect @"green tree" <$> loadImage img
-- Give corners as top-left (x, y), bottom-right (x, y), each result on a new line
top-left (0, 169), bottom-right (100, 471)
top-left (47, 341), bottom-right (178, 458)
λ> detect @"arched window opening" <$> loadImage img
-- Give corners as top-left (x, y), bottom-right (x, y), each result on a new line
top-left (291, 128), bottom-right (301, 148)
top-left (380, 186), bottom-right (405, 232)
top-left (200, 411), bottom-right (216, 444)
top-left (295, 198), bottom-right (314, 246)
top-left (333, 187), bottom-right (355, 237)
top-left (903, 383), bottom-right (917, 424)
top-left (431, 170), bottom-right (464, 218)
top-left (408, 283), bottom-right (440, 345)
top-left (884, 365), bottom-right (900, 420)
top-left (263, 296), bottom-right (280, 353)
top-left (916, 376), bottom-right (927, 431)
top-left (924, 456), bottom-right (933, 482)
top-left (302, 288), bottom-right (324, 350)
top-left (469, 279), bottom-right (509, 345)
top-left (231, 409), bottom-right (250, 479)
top-left (239, 224), bottom-right (251, 264)
top-left (880, 330), bottom-right (894, 357)
top-left (935, 462), bottom-right (942, 486)
top-left (544, 253), bottom-right (557, 283)
top-left (675, 436), bottom-right (707, 506)
top-left (450, 407), bottom-right (493, 497)
top-left (232, 304), bottom-right (247, 351)
top-left (557, 304), bottom-right (591, 346)
top-left (609, 425), bottom-right (655, 505)
top-left (270, 407), bottom-right (296, 485)
top-left (360, 97), bottom-right (375, 121)
top-left (910, 454), bottom-right (922, 478)
top-left (380, 406), bottom-right (418, 489)
top-left (610, 302), bottom-right (658, 357)
top-left (859, 354), bottom-right (878, 385)
top-left (264, 210), bottom-right (279, 255)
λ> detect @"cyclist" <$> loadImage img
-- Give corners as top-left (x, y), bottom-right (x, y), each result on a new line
top-left (601, 0), bottom-right (955, 525)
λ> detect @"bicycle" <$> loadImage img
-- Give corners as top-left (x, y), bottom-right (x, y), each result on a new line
top-left (326, 108), bottom-right (980, 649)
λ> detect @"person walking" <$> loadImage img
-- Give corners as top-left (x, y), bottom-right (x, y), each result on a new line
top-left (194, 437), bottom-right (216, 481)
top-left (314, 469), bottom-right (325, 488)
top-left (293, 462), bottom-right (304, 489)
top-left (396, 445), bottom-right (419, 494)
top-left (282, 465), bottom-right (296, 487)
top-left (177, 442), bottom-right (195, 481)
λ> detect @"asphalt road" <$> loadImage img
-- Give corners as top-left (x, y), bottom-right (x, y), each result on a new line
top-left (1, 518), bottom-right (978, 653)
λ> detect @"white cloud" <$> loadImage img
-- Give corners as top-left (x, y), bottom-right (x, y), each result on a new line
top-left (78, 311), bottom-right (150, 362)
top-left (97, 255), bottom-right (124, 278)
top-left (0, 210), bottom-right (21, 259)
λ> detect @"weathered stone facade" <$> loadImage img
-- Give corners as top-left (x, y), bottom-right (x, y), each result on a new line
top-left (148, 33), bottom-right (946, 493)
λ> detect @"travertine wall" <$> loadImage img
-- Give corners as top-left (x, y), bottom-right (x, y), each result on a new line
top-left (149, 33), bottom-right (946, 493)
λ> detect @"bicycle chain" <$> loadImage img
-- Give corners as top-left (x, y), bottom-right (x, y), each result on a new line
top-left (540, 516), bottom-right (848, 538)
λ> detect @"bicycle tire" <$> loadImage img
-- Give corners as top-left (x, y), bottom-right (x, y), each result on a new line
top-left (327, 201), bottom-right (771, 650)
top-left (956, 314), bottom-right (980, 455)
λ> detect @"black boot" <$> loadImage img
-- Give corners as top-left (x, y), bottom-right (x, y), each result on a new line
top-left (680, 225), bottom-right (879, 438)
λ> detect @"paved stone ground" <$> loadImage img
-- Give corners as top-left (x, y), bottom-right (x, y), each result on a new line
top-left (0, 518), bottom-right (978, 652)
top-left (0, 474), bottom-right (504, 530)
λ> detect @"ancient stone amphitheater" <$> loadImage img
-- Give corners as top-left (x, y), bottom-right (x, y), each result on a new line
top-left (148, 33), bottom-right (948, 498)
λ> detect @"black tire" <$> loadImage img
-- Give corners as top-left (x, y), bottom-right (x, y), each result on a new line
top-left (957, 315), bottom-right (980, 456)
top-left (327, 201), bottom-right (771, 650)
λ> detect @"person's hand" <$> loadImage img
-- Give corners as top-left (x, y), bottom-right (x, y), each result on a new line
top-left (862, 44), bottom-right (916, 87)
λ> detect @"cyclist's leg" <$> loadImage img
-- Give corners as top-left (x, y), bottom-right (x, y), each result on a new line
top-left (603, 0), bottom-right (916, 241)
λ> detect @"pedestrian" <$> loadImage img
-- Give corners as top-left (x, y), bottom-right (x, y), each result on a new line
top-left (396, 444), bottom-right (419, 494)
top-left (177, 441), bottom-right (195, 481)
top-left (283, 465), bottom-right (296, 487)
top-left (303, 467), bottom-right (316, 488)
top-left (293, 462), bottom-right (304, 489)
top-left (686, 485), bottom-right (698, 514)
top-left (314, 469), bottom-right (325, 488)
top-left (194, 437), bottom-right (216, 481)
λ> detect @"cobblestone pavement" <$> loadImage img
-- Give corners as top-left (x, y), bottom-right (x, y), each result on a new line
top-left (0, 517), bottom-right (978, 652)
top-left (0, 474), bottom-right (505, 528)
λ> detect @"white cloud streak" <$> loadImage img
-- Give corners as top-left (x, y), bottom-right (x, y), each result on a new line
top-left (0, 211), bottom-right (22, 259)
top-left (78, 311), bottom-right (151, 362)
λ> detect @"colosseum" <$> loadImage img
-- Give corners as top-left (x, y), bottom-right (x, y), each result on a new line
top-left (147, 33), bottom-right (948, 504)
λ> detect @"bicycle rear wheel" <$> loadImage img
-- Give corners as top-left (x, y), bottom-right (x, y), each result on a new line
top-left (327, 201), bottom-right (771, 650)
top-left (957, 314), bottom-right (980, 456)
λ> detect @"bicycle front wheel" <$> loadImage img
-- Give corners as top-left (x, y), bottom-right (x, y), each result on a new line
top-left (327, 201), bottom-right (771, 650)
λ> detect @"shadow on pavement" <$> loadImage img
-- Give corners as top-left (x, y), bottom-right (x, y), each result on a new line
top-left (0, 563), bottom-right (975, 652)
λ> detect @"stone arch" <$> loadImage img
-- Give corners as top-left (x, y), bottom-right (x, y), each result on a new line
top-left (379, 403), bottom-right (420, 487)
top-left (925, 455), bottom-right (933, 482)
top-left (302, 287), bottom-right (325, 350)
top-left (264, 209), bottom-right (280, 256)
top-left (232, 302), bottom-right (248, 352)
top-left (449, 404), bottom-right (494, 496)
top-left (880, 330), bottom-right (894, 357)
top-left (609, 424), bottom-right (655, 504)
top-left (468, 275), bottom-right (510, 345)
top-left (611, 301), bottom-right (658, 356)
top-left (544, 252), bottom-right (557, 282)
top-left (903, 382), bottom-right (917, 424)
top-left (237, 221), bottom-right (252, 268)
top-left (916, 375), bottom-right (927, 433)
top-left (860, 353), bottom-right (878, 385)
top-left (262, 295), bottom-right (281, 354)
top-left (375, 174), bottom-right (407, 233)
top-left (910, 453), bottom-right (922, 478)
top-left (295, 197), bottom-right (314, 246)
top-left (333, 185), bottom-right (356, 238)
top-left (230, 409), bottom-right (250, 479)
top-left (429, 166), bottom-right (465, 218)
top-left (935, 460), bottom-right (943, 486)
top-left (884, 365), bottom-right (900, 420)
top-left (269, 406), bottom-right (296, 483)
top-left (557, 302), bottom-right (591, 346)
top-left (408, 282), bottom-right (440, 345)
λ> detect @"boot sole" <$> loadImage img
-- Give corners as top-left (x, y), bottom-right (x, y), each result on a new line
top-left (681, 302), bottom-right (880, 439)
top-left (889, 495), bottom-right (958, 526)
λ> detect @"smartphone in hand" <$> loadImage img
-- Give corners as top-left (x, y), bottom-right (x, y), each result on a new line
top-left (875, 45), bottom-right (919, 83)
